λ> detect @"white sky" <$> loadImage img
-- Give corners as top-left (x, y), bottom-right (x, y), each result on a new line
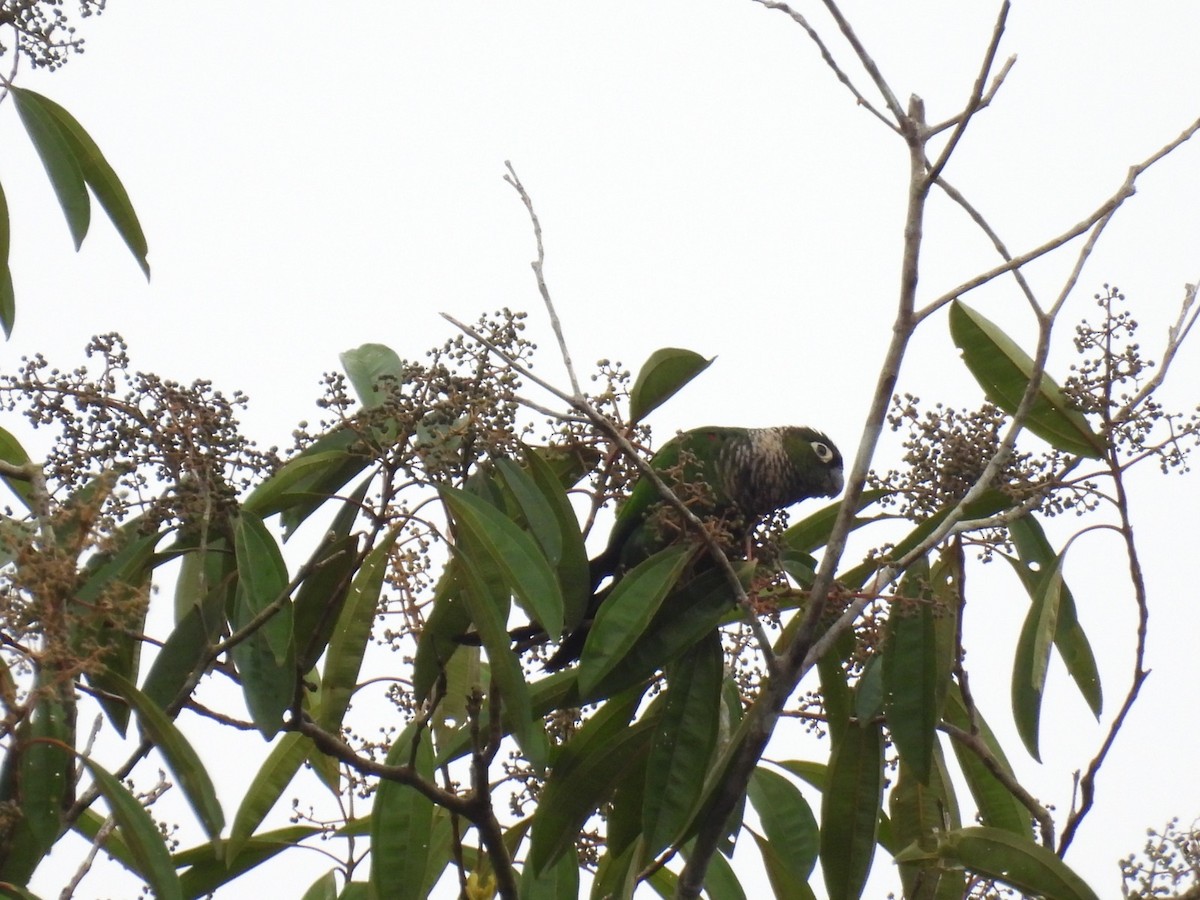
top-left (5, 2), bottom-right (1200, 897)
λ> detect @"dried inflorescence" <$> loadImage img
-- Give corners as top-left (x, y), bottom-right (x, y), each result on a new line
top-left (0, 333), bottom-right (277, 534)
top-left (1066, 284), bottom-right (1200, 474)
top-left (870, 395), bottom-right (1053, 521)
top-left (1120, 817), bottom-right (1200, 899)
top-left (0, 0), bottom-right (105, 71)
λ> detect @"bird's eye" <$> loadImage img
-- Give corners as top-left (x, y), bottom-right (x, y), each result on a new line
top-left (811, 441), bottom-right (833, 462)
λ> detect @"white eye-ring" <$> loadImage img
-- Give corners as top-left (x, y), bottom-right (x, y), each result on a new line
top-left (811, 441), bottom-right (834, 462)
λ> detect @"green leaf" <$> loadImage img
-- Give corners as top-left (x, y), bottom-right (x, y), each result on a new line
top-left (276, 434), bottom-right (374, 539)
top-left (14, 89), bottom-right (149, 277)
top-left (750, 830), bottom-right (818, 900)
top-left (1008, 516), bottom-right (1102, 718)
top-left (369, 726), bottom-right (436, 900)
top-left (174, 824), bottom-right (321, 897)
top-left (519, 445), bottom-right (591, 629)
top-left (942, 685), bottom-right (1031, 837)
top-left (528, 687), bottom-right (652, 874)
top-left (642, 633), bottom-right (723, 856)
top-left (890, 744), bottom-right (964, 899)
top-left (0, 426), bottom-right (34, 511)
top-left (226, 732), bottom-right (309, 862)
top-left (74, 528), bottom-right (160, 735)
top-left (300, 870), bottom-right (339, 900)
top-left (339, 343), bottom-right (405, 409)
top-left (292, 532), bottom-right (360, 673)
top-left (520, 842), bottom-right (581, 899)
top-left (317, 531), bottom-right (394, 731)
top-left (949, 300), bottom-right (1104, 458)
top-left (883, 556), bottom-right (939, 784)
top-left (243, 451), bottom-right (358, 519)
top-left (231, 512), bottom-right (296, 737)
top-left (932, 826), bottom-right (1100, 900)
top-left (0, 179), bottom-right (13, 337)
top-left (452, 546), bottom-right (547, 767)
top-left (781, 489), bottom-right (889, 555)
top-left (0, 693), bottom-right (73, 884)
top-left (629, 347), bottom-right (714, 423)
top-left (103, 673), bottom-right (224, 840)
top-left (576, 544), bottom-right (693, 696)
top-left (586, 564), bottom-right (744, 700)
top-left (233, 511), bottom-right (293, 663)
top-left (10, 86), bottom-right (89, 249)
top-left (440, 484), bottom-right (564, 640)
top-left (748, 768), bottom-right (819, 886)
top-left (81, 758), bottom-right (183, 900)
top-left (820, 719), bottom-right (883, 900)
top-left (1011, 545), bottom-right (1066, 762)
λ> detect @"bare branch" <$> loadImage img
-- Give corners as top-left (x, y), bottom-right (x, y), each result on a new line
top-left (926, 1), bottom-right (1012, 184)
top-left (750, 0), bottom-right (898, 132)
top-left (503, 161), bottom-right (582, 399)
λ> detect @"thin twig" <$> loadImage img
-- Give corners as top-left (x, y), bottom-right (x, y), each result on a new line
top-left (503, 161), bottom-right (582, 399)
top-left (926, 1), bottom-right (1012, 184)
top-left (750, 0), bottom-right (898, 132)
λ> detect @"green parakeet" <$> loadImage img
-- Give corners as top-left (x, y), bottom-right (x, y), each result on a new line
top-left (546, 425), bottom-right (844, 669)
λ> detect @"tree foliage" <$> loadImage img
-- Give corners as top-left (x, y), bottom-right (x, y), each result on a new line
top-left (2, 2), bottom-right (1200, 899)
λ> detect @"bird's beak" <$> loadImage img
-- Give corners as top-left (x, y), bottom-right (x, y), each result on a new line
top-left (828, 468), bottom-right (845, 496)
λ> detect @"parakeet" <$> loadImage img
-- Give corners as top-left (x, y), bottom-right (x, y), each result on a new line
top-left (546, 425), bottom-right (844, 669)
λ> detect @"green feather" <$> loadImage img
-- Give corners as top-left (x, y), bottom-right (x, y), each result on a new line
top-left (595, 425), bottom-right (844, 582)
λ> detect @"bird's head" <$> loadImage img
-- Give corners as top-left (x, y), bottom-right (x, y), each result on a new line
top-left (782, 426), bottom-right (844, 499)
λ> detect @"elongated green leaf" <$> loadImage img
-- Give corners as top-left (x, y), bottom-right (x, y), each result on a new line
top-left (890, 744), bottom-right (964, 899)
top-left (528, 687), bottom-right (650, 874)
top-left (942, 686), bottom-right (1031, 836)
top-left (883, 556), bottom-right (939, 784)
top-left (820, 719), bottom-right (883, 900)
top-left (950, 300), bottom-right (1103, 458)
top-left (243, 451), bottom-right (357, 518)
top-left (226, 732), bottom-right (309, 862)
top-left (677, 841), bottom-right (747, 900)
top-left (587, 563), bottom-right (744, 700)
top-left (103, 674), bottom-right (224, 840)
top-left (495, 457), bottom-right (562, 564)
top-left (576, 544), bottom-right (692, 696)
top-left (520, 445), bottom-right (590, 629)
top-left (370, 726), bottom-right (435, 900)
top-left (10, 86), bottom-right (89, 249)
top-left (1011, 547), bottom-right (1065, 762)
top-left (748, 768), bottom-right (819, 885)
top-left (642, 633), bottom-right (723, 856)
top-left (441, 484), bottom-right (564, 640)
top-left (300, 870), bottom-right (339, 900)
top-left (233, 512), bottom-right (292, 663)
top-left (81, 758), bottom-right (183, 900)
top-left (930, 826), bottom-right (1100, 900)
top-left (75, 528), bottom-right (160, 735)
top-left (292, 532), bottom-right (360, 673)
top-left (453, 547), bottom-right (547, 767)
top-left (0, 179), bottom-right (12, 337)
top-left (750, 830), bottom-right (818, 900)
top-left (278, 434), bottom-right (374, 539)
top-left (782, 490), bottom-right (890, 555)
top-left (520, 841), bottom-right (581, 899)
top-left (174, 824), bottom-right (321, 897)
top-left (317, 531), bottom-right (394, 730)
top-left (0, 426), bottom-right (34, 511)
top-left (0, 693), bottom-right (73, 884)
top-left (1008, 516), bottom-right (1102, 717)
top-left (629, 347), bottom-right (714, 422)
top-left (16, 88), bottom-right (149, 277)
top-left (340, 343), bottom-right (405, 409)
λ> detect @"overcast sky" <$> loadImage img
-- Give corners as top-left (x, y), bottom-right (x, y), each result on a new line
top-left (5, 2), bottom-right (1200, 897)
